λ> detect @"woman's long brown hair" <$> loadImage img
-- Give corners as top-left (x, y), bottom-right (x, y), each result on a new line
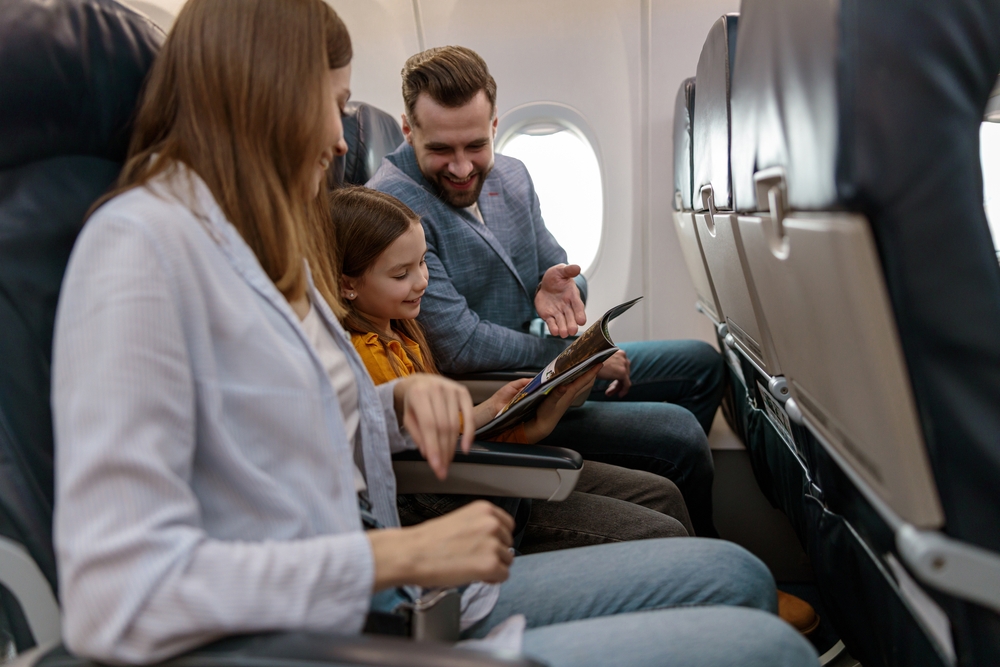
top-left (100, 0), bottom-right (351, 302)
top-left (324, 187), bottom-right (439, 376)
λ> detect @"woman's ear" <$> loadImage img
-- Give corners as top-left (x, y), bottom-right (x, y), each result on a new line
top-left (340, 275), bottom-right (357, 300)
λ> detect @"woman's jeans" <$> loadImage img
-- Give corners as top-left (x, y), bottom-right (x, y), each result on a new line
top-left (464, 538), bottom-right (818, 667)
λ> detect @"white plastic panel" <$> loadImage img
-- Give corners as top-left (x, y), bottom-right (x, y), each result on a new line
top-left (738, 211), bottom-right (944, 528)
top-left (325, 0), bottom-right (422, 123)
top-left (650, 0), bottom-right (741, 341)
top-left (108, 0), bottom-right (745, 345)
top-left (672, 210), bottom-right (721, 324)
top-left (695, 210), bottom-right (779, 373)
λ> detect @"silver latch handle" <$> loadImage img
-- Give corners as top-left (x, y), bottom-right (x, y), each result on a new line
top-left (700, 184), bottom-right (718, 236)
top-left (753, 167), bottom-right (790, 259)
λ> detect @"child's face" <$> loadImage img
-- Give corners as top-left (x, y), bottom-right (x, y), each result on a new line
top-left (347, 222), bottom-right (429, 327)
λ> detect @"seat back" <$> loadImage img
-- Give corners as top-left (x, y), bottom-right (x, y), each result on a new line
top-left (691, 14), bottom-right (781, 377)
top-left (671, 78), bottom-right (723, 326)
top-left (334, 102), bottom-right (404, 187)
top-left (730, 0), bottom-right (1000, 663)
top-left (0, 0), bottom-right (161, 649)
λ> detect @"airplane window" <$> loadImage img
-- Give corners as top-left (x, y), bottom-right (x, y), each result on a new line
top-left (980, 121), bottom-right (1000, 251)
top-left (498, 125), bottom-right (603, 273)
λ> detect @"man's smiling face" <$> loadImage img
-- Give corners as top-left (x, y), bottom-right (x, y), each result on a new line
top-left (403, 90), bottom-right (498, 208)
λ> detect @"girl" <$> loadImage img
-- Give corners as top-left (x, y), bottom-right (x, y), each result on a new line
top-left (329, 185), bottom-right (697, 549)
top-left (334, 186), bottom-right (595, 444)
top-left (51, 0), bottom-right (816, 664)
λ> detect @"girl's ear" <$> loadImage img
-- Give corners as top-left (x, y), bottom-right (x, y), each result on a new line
top-left (340, 275), bottom-right (357, 300)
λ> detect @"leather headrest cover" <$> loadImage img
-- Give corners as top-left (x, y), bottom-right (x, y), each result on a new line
top-left (341, 101), bottom-right (405, 186)
top-left (673, 78), bottom-right (696, 211)
top-left (729, 0), bottom-right (837, 213)
top-left (692, 14), bottom-right (738, 212)
top-left (0, 0), bottom-right (163, 170)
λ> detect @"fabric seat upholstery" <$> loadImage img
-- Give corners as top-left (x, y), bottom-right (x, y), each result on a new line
top-left (0, 0), bottom-right (161, 650)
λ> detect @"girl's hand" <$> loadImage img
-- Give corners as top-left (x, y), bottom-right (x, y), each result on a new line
top-left (368, 501), bottom-right (515, 590)
top-left (392, 374), bottom-right (475, 480)
top-left (522, 363), bottom-right (602, 443)
top-left (474, 378), bottom-right (532, 428)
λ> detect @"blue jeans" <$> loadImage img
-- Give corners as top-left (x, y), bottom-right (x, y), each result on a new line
top-left (590, 340), bottom-right (725, 436)
top-left (463, 538), bottom-right (817, 667)
top-left (539, 339), bottom-right (724, 537)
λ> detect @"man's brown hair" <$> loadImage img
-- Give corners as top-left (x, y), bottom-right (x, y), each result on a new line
top-left (401, 46), bottom-right (497, 124)
top-left (102, 0), bottom-right (351, 303)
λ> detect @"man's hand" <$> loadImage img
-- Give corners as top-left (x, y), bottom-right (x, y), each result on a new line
top-left (535, 264), bottom-right (587, 338)
top-left (392, 374), bottom-right (475, 480)
top-left (597, 349), bottom-right (631, 398)
top-left (368, 501), bottom-right (515, 590)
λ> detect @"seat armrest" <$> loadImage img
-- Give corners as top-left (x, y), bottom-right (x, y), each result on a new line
top-left (394, 441), bottom-right (583, 469)
top-left (393, 442), bottom-right (583, 501)
top-left (23, 633), bottom-right (546, 667)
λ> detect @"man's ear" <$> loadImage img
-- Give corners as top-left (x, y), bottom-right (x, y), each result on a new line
top-left (492, 114), bottom-right (498, 136)
top-left (402, 114), bottom-right (414, 146)
top-left (340, 275), bottom-right (358, 300)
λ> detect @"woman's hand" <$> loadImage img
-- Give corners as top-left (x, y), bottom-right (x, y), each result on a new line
top-left (392, 374), bottom-right (475, 480)
top-left (367, 501), bottom-right (515, 590)
top-left (596, 350), bottom-right (631, 398)
top-left (522, 363), bottom-right (601, 443)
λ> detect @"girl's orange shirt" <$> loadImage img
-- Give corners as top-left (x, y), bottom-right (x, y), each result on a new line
top-left (350, 331), bottom-right (527, 444)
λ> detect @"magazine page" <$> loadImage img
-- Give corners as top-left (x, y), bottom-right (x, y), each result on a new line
top-left (474, 296), bottom-right (642, 439)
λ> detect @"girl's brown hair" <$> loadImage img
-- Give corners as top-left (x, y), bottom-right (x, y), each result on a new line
top-left (103, 0), bottom-right (351, 302)
top-left (326, 186), bottom-right (439, 375)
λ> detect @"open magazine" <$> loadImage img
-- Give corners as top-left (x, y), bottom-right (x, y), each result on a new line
top-left (475, 296), bottom-right (643, 440)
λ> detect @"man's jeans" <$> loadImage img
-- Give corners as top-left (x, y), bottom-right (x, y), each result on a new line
top-left (590, 339), bottom-right (725, 435)
top-left (538, 339), bottom-right (725, 537)
top-left (463, 539), bottom-right (818, 667)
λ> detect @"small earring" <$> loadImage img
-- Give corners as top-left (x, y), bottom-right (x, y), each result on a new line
top-left (348, 292), bottom-right (356, 299)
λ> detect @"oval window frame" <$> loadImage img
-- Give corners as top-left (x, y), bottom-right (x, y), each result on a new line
top-left (496, 102), bottom-right (606, 276)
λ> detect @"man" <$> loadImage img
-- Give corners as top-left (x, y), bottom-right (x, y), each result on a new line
top-left (368, 46), bottom-right (725, 537)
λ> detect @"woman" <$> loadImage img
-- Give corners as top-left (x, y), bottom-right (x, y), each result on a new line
top-left (51, 0), bottom-right (817, 665)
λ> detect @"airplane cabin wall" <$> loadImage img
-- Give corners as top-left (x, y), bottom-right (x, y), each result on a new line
top-left (121, 0), bottom-right (740, 345)
top-left (332, 0), bottom-right (739, 345)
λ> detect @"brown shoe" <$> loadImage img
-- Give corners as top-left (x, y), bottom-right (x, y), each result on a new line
top-left (777, 590), bottom-right (820, 635)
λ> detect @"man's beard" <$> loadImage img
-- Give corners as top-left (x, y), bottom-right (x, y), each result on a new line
top-left (429, 169), bottom-right (489, 208)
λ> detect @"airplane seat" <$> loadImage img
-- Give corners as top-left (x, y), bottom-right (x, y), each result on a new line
top-left (0, 0), bottom-right (161, 652)
top-left (0, 2), bottom-right (550, 665)
top-left (730, 0), bottom-right (1000, 664)
top-left (688, 14), bottom-right (813, 546)
top-left (691, 13), bottom-right (783, 384)
top-left (335, 101), bottom-right (405, 187)
top-left (671, 77), bottom-right (723, 330)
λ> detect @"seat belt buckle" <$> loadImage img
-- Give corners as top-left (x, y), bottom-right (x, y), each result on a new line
top-left (408, 588), bottom-right (461, 642)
